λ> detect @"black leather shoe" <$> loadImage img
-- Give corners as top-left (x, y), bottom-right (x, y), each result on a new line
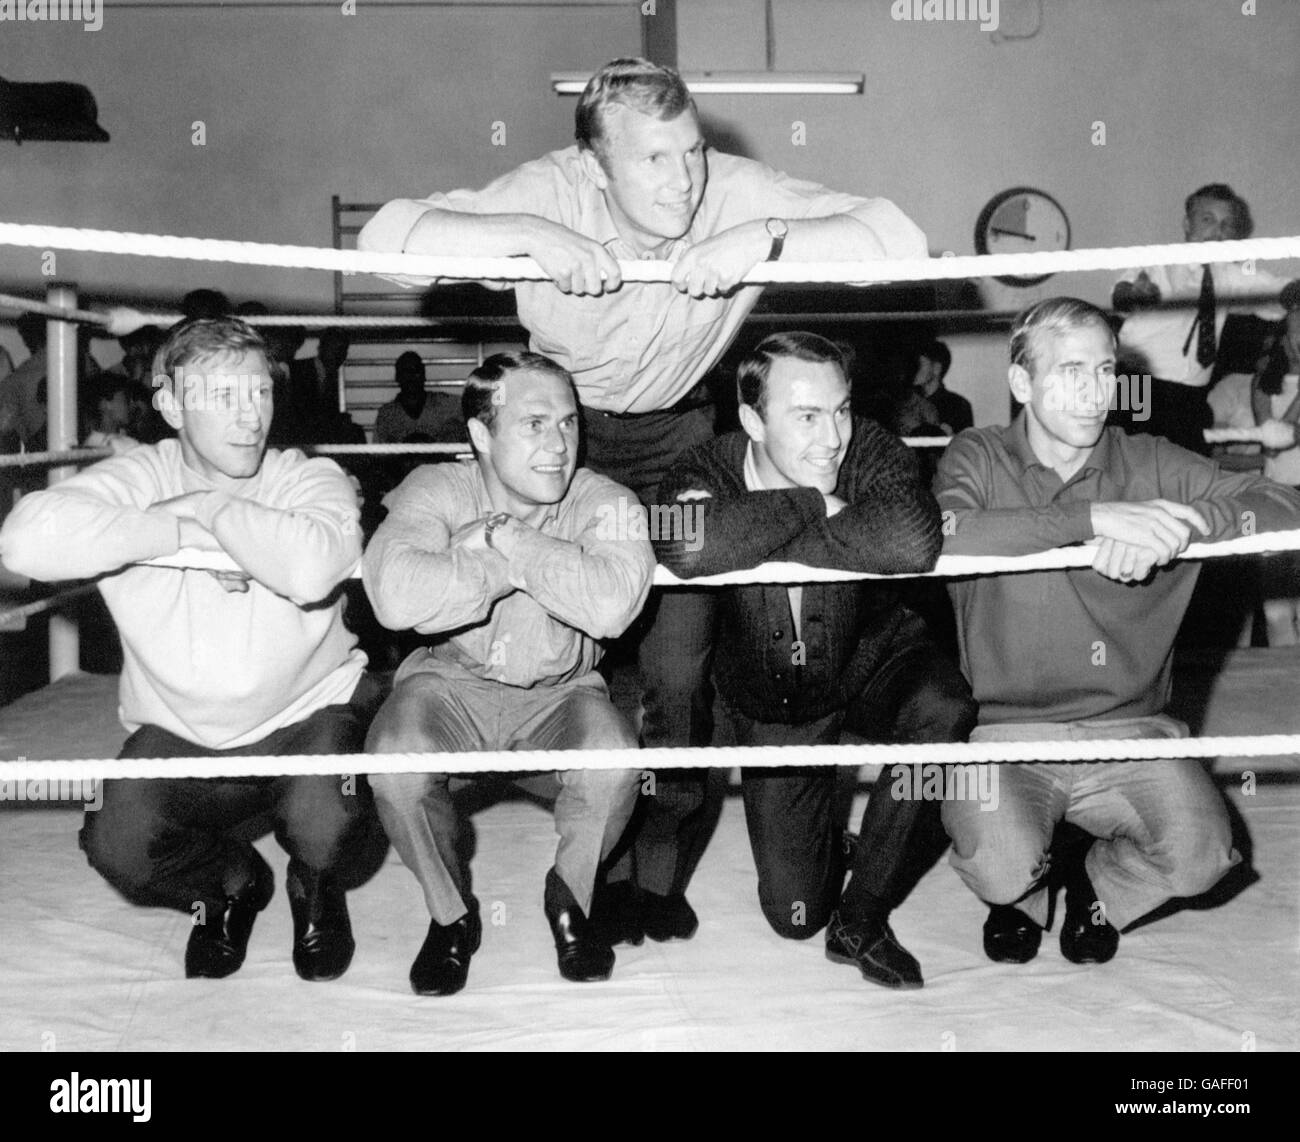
top-left (409, 898), bottom-right (482, 996)
top-left (825, 909), bottom-right (924, 989)
top-left (640, 890), bottom-right (698, 942)
top-left (590, 880), bottom-right (645, 948)
top-left (1060, 871), bottom-right (1120, 964)
top-left (544, 869), bottom-right (614, 983)
top-left (185, 852), bottom-right (275, 979)
top-left (983, 904), bottom-right (1042, 964)
top-left (286, 860), bottom-right (355, 982)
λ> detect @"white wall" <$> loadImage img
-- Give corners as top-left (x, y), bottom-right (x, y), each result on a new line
top-left (3, 0), bottom-right (1297, 424)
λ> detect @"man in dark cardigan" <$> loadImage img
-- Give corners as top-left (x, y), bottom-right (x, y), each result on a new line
top-left (650, 331), bottom-right (977, 988)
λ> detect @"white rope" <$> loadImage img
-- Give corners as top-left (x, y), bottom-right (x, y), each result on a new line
top-left (311, 443), bottom-right (468, 456)
top-left (0, 448), bottom-right (110, 470)
top-left (2, 734), bottom-right (1297, 784)
top-left (2, 221), bottom-right (1297, 287)
top-left (0, 292), bottom-right (111, 328)
top-left (137, 526), bottom-right (1300, 584)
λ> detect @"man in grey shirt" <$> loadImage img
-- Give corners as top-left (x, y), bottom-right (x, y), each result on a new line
top-left (363, 351), bottom-right (654, 993)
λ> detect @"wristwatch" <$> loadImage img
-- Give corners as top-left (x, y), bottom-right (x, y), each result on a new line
top-left (765, 217), bottom-right (789, 262)
top-left (483, 511), bottom-right (513, 548)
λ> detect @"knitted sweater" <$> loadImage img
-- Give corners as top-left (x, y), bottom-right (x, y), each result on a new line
top-left (656, 418), bottom-right (941, 723)
top-left (0, 440), bottom-right (365, 748)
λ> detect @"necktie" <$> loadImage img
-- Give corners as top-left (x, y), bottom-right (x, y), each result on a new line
top-left (1183, 264), bottom-right (1217, 368)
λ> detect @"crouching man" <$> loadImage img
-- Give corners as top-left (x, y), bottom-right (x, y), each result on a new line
top-left (935, 298), bottom-right (1300, 964)
top-left (363, 352), bottom-right (652, 993)
top-left (0, 317), bottom-right (376, 981)
top-left (647, 332), bottom-right (976, 988)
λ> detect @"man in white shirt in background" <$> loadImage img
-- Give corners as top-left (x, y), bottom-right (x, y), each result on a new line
top-left (1112, 183), bottom-right (1287, 454)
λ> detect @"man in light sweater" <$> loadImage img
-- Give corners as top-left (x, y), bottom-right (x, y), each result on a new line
top-left (363, 352), bottom-right (653, 993)
top-left (0, 317), bottom-right (375, 983)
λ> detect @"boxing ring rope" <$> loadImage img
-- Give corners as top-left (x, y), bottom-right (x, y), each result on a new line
top-left (4, 734), bottom-right (1300, 786)
top-left (2, 222), bottom-right (1299, 779)
top-left (3, 222), bottom-right (1299, 284)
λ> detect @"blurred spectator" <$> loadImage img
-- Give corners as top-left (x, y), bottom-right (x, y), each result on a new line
top-left (1250, 281), bottom-right (1300, 644)
top-left (374, 351), bottom-right (461, 444)
top-left (273, 328), bottom-right (364, 448)
top-left (180, 289), bottom-right (232, 322)
top-left (80, 373), bottom-right (139, 456)
top-left (1112, 184), bottom-right (1288, 454)
top-left (0, 313), bottom-right (49, 449)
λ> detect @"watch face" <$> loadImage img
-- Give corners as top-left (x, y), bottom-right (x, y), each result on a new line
top-left (975, 187), bottom-right (1070, 286)
top-left (766, 218), bottom-right (788, 239)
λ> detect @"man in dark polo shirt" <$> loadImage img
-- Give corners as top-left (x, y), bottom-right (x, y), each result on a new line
top-left (653, 332), bottom-right (976, 988)
top-left (935, 297), bottom-right (1300, 965)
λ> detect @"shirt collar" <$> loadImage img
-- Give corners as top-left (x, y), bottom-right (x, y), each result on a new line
top-left (469, 459), bottom-right (560, 529)
top-left (1005, 410), bottom-right (1112, 480)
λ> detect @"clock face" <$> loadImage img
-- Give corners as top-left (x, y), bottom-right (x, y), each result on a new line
top-left (974, 187), bottom-right (1071, 286)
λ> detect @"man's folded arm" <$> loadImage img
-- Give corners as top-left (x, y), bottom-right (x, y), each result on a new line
top-left (503, 498), bottom-right (654, 639)
top-left (362, 485), bottom-right (512, 633)
top-left (196, 469), bottom-right (361, 605)
top-left (0, 471), bottom-right (178, 582)
top-left (934, 436), bottom-right (1094, 556)
top-left (653, 453), bottom-right (825, 578)
top-left (773, 424), bottom-right (942, 573)
top-left (1161, 439), bottom-right (1300, 540)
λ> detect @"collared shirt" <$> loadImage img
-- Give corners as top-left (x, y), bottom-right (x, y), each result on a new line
top-left (742, 440), bottom-right (803, 639)
top-left (359, 146), bottom-right (927, 413)
top-left (362, 460), bottom-right (654, 688)
top-left (935, 415), bottom-right (1300, 725)
top-left (1116, 261), bottom-right (1286, 386)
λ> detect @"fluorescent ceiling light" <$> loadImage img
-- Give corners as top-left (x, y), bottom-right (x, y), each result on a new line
top-left (550, 71), bottom-right (864, 96)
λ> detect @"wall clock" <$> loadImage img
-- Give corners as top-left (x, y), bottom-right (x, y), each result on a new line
top-left (974, 187), bottom-right (1070, 286)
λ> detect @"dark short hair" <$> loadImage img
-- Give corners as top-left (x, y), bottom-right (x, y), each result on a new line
top-left (1009, 298), bottom-right (1116, 375)
top-left (575, 57), bottom-right (697, 163)
top-left (920, 339), bottom-right (952, 379)
top-left (181, 289), bottom-right (232, 322)
top-left (462, 351), bottom-right (575, 435)
top-left (1185, 183), bottom-right (1253, 239)
top-left (153, 317), bottom-right (269, 391)
top-left (395, 351), bottom-right (425, 385)
top-left (736, 332), bottom-right (847, 420)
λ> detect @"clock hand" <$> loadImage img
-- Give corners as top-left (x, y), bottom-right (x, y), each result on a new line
top-left (991, 226), bottom-right (1037, 240)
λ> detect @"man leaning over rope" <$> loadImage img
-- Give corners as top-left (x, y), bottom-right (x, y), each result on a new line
top-left (0, 317), bottom-right (379, 983)
top-left (358, 57), bottom-right (928, 944)
top-left (935, 297), bottom-right (1300, 966)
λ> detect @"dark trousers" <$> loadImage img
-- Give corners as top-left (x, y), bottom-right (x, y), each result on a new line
top-left (711, 628), bottom-right (975, 939)
top-left (1111, 376), bottom-right (1212, 456)
top-left (80, 675), bottom-right (381, 914)
top-left (583, 403), bottom-right (720, 892)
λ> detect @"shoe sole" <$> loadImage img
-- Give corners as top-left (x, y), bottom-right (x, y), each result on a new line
top-left (825, 947), bottom-right (923, 990)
